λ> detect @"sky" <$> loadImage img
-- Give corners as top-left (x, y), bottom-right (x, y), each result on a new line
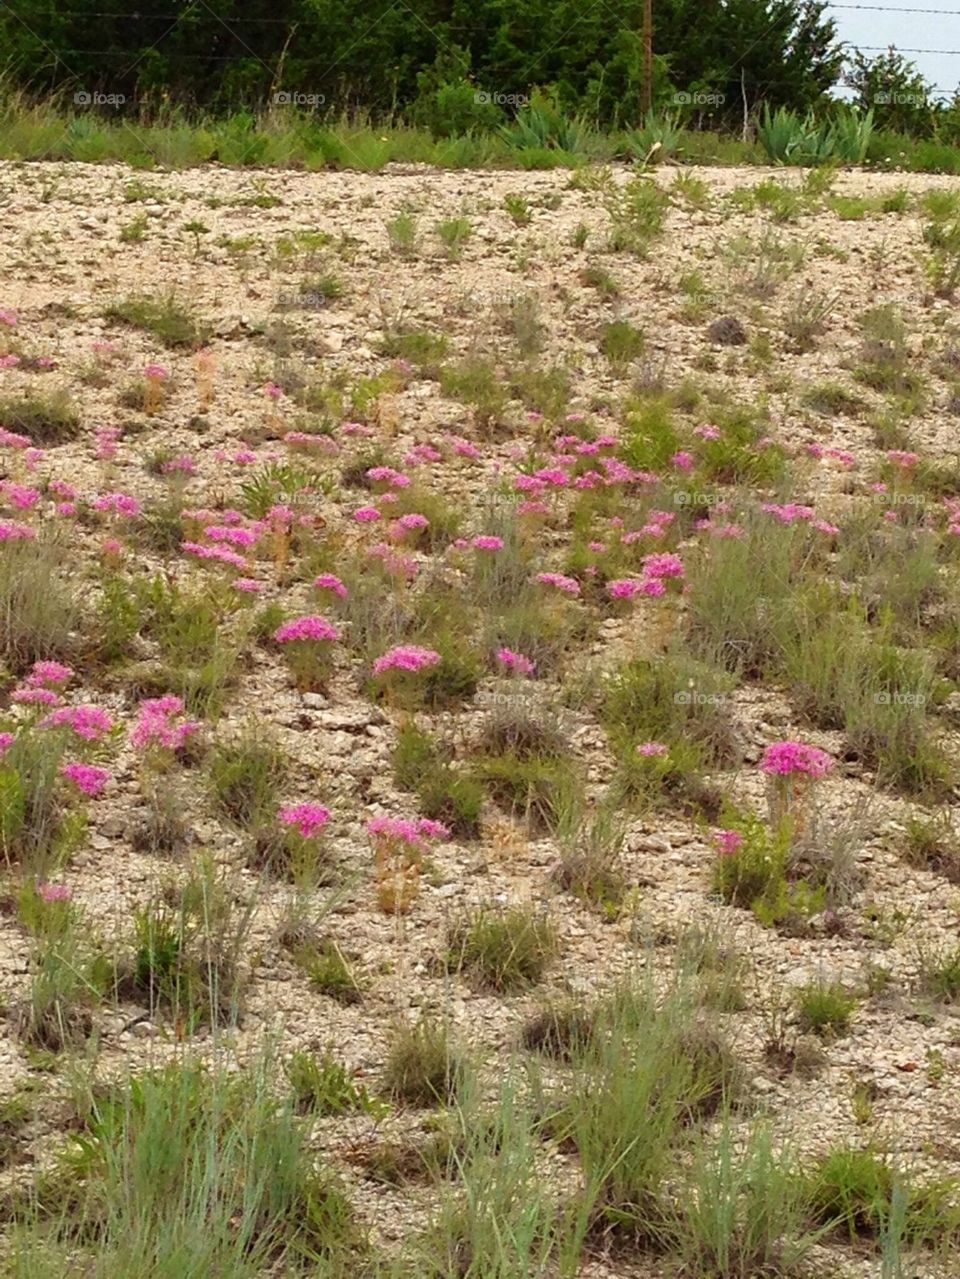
top-left (830, 0), bottom-right (960, 100)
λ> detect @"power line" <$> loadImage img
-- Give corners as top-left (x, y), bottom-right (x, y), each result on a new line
top-left (832, 3), bottom-right (960, 12)
top-left (858, 44), bottom-right (960, 53)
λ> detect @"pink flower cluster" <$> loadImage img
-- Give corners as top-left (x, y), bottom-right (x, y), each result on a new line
top-left (130, 696), bottom-right (199, 752)
top-left (61, 762), bottom-right (110, 796)
top-left (372, 645), bottom-right (441, 675)
top-left (93, 492), bottom-right (142, 518)
top-left (712, 829), bottom-right (744, 856)
top-left (760, 740), bottom-right (833, 779)
top-left (43, 704), bottom-right (113, 741)
top-left (279, 802), bottom-right (331, 838)
top-left (534, 572), bottom-right (581, 596)
top-left (496, 647), bottom-right (535, 676)
top-left (367, 815), bottom-right (450, 845)
top-left (273, 615), bottom-right (340, 644)
top-left (314, 572), bottom-right (348, 597)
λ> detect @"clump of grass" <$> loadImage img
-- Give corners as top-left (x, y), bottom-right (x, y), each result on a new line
top-left (902, 812), bottom-right (960, 882)
top-left (521, 1001), bottom-right (596, 1059)
top-left (208, 734), bottom-right (286, 830)
top-left (549, 976), bottom-right (742, 1242)
top-left (116, 857), bottom-right (253, 1028)
top-left (386, 209), bottom-right (419, 258)
top-left (916, 941), bottom-right (960, 1003)
top-left (600, 319), bottom-right (645, 366)
top-left (665, 1122), bottom-right (818, 1277)
top-left (552, 803), bottom-right (628, 915)
top-left (0, 389), bottom-right (80, 443)
top-left (13, 900), bottom-right (111, 1051)
top-left (103, 291), bottom-right (207, 348)
top-left (9, 1053), bottom-right (360, 1271)
top-left (286, 1049), bottom-right (381, 1117)
top-left (383, 1018), bottom-right (464, 1106)
top-left (439, 358), bottom-right (507, 429)
top-left (472, 750), bottom-right (579, 834)
top-left (435, 216), bottom-right (472, 259)
top-left (292, 936), bottom-right (363, 1005)
top-left (805, 1147), bottom-right (960, 1246)
top-left (600, 652), bottom-right (738, 768)
top-left (795, 979), bottom-right (857, 1038)
top-left (445, 905), bottom-right (558, 991)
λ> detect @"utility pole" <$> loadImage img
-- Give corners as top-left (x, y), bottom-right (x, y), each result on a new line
top-left (642, 0), bottom-right (653, 114)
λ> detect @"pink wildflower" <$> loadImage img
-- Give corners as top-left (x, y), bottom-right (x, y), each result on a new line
top-left (43, 704), bottom-right (113, 741)
top-left (534, 572), bottom-right (581, 595)
top-left (279, 802), bottom-right (331, 838)
top-left (314, 573), bottom-right (348, 597)
top-left (712, 829), bottom-right (743, 856)
top-left (37, 882), bottom-right (71, 903)
top-left (760, 740), bottom-right (833, 778)
top-left (273, 615), bottom-right (340, 644)
top-left (372, 645), bottom-right (441, 675)
top-left (61, 762), bottom-right (110, 797)
top-left (496, 647), bottom-right (536, 675)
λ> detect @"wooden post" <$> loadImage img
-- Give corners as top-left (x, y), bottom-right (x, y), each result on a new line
top-left (642, 0), bottom-right (653, 114)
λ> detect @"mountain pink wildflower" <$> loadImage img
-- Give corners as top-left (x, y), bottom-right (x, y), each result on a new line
top-left (0, 732), bottom-right (15, 756)
top-left (313, 572), bottom-right (347, 598)
top-left (0, 521), bottom-right (36, 540)
top-left (447, 435), bottom-right (481, 459)
top-left (27, 661), bottom-right (73, 687)
top-left (694, 424), bottom-right (721, 440)
top-left (61, 762), bottom-right (110, 796)
top-left (472, 535), bottom-right (503, 550)
top-left (279, 802), bottom-right (331, 838)
top-left (353, 505), bottom-right (380, 522)
top-left (534, 572), bottom-right (580, 595)
top-left (0, 308), bottom-right (17, 327)
top-left (130, 696), bottom-right (199, 752)
top-left (365, 466), bottom-right (410, 489)
top-left (2, 482), bottom-right (40, 510)
top-left (496, 647), bottom-right (535, 675)
top-left (637, 741), bottom-right (668, 756)
top-left (95, 425), bottom-right (121, 460)
top-left (43, 704), bottom-right (114, 741)
top-left (607, 578), bottom-right (642, 599)
top-left (37, 882), bottom-right (71, 902)
top-left (642, 553), bottom-right (684, 579)
top-left (760, 740), bottom-right (833, 778)
top-left (161, 455), bottom-right (196, 476)
top-left (886, 450), bottom-right (918, 468)
top-left (373, 645), bottom-right (441, 675)
top-left (12, 686), bottom-right (60, 706)
top-left (94, 492), bottom-right (141, 518)
top-left (712, 829), bottom-right (743, 856)
top-left (273, 615), bottom-right (340, 644)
